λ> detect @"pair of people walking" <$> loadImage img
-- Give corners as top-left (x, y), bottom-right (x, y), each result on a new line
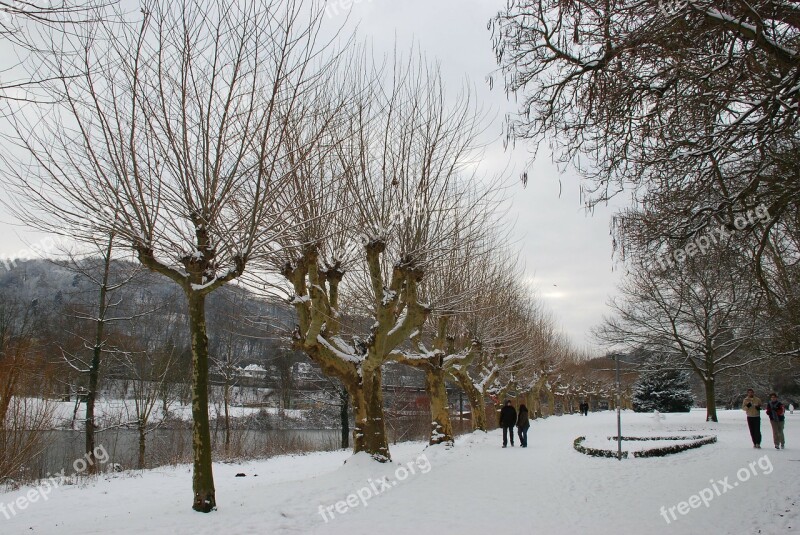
top-left (743, 389), bottom-right (786, 449)
top-left (499, 400), bottom-right (530, 448)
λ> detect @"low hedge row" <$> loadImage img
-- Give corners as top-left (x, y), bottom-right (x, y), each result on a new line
top-left (573, 435), bottom-right (717, 459)
top-left (573, 436), bottom-right (628, 458)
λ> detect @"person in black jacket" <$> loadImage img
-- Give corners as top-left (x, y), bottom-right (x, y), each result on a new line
top-left (499, 400), bottom-right (517, 447)
top-left (517, 404), bottom-right (530, 447)
top-left (765, 393), bottom-right (786, 449)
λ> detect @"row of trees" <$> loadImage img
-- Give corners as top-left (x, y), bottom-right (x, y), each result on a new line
top-left (492, 0), bottom-right (800, 420)
top-left (0, 0), bottom-right (581, 514)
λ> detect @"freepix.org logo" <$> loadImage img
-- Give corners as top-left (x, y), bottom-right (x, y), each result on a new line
top-left (1, 445), bottom-right (110, 521)
top-left (658, 0), bottom-right (689, 16)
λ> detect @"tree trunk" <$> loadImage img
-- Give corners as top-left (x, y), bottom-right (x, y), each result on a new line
top-left (85, 340), bottom-right (102, 474)
top-left (161, 388), bottom-right (170, 420)
top-left (704, 378), bottom-right (718, 422)
top-left (466, 385), bottom-right (486, 431)
top-left (529, 386), bottom-right (541, 418)
top-left (449, 371), bottom-right (487, 432)
top-left (0, 361), bottom-right (20, 426)
top-left (223, 379), bottom-right (230, 456)
top-left (350, 366), bottom-right (389, 461)
top-left (86, 239), bottom-right (112, 475)
top-left (425, 367), bottom-right (453, 446)
top-left (138, 418), bottom-right (147, 470)
top-left (339, 385), bottom-right (349, 449)
top-left (187, 292), bottom-right (216, 512)
top-left (472, 395), bottom-right (487, 431)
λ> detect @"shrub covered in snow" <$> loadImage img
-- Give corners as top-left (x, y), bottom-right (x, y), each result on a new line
top-left (631, 366), bottom-right (693, 413)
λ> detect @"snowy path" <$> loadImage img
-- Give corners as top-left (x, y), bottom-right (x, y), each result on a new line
top-left (2, 409), bottom-right (798, 534)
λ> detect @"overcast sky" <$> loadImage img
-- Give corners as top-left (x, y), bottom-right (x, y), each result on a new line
top-left (0, 0), bottom-right (627, 351)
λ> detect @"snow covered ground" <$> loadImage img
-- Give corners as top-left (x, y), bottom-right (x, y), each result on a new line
top-left (2, 409), bottom-right (798, 534)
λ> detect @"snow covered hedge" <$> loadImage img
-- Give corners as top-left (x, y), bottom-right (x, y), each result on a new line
top-left (573, 436), bottom-right (625, 458)
top-left (573, 435), bottom-right (717, 459)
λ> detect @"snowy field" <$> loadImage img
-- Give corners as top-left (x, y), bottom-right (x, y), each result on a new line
top-left (2, 409), bottom-right (798, 534)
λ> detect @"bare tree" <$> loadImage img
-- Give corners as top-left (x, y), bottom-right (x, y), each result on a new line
top-left (491, 1), bottom-right (800, 338)
top-left (0, 294), bottom-right (57, 483)
top-left (0, 0), bottom-right (118, 102)
top-left (492, 0), bottom-right (798, 234)
top-left (0, 296), bottom-right (41, 424)
top-left (117, 337), bottom-right (177, 470)
top-left (596, 249), bottom-right (769, 422)
top-left (274, 55), bottom-right (487, 460)
top-left (54, 235), bottom-right (148, 474)
top-left (392, 187), bottom-right (509, 446)
top-left (1, 0), bottom-right (341, 512)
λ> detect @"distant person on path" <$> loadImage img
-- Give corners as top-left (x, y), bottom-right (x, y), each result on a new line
top-left (499, 400), bottom-right (517, 448)
top-left (765, 393), bottom-right (786, 450)
top-left (742, 388), bottom-right (762, 448)
top-left (517, 404), bottom-right (530, 447)
top-left (580, 401), bottom-right (589, 416)
top-left (790, 404), bottom-right (795, 414)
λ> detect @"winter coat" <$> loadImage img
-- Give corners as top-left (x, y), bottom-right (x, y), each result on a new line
top-left (766, 400), bottom-right (785, 422)
top-left (517, 407), bottom-right (530, 429)
top-left (742, 396), bottom-right (762, 418)
top-left (499, 405), bottom-right (517, 427)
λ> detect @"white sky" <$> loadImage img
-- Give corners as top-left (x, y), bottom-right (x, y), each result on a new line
top-left (0, 0), bottom-right (627, 351)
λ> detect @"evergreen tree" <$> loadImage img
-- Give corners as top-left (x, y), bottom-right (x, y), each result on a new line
top-left (632, 366), bottom-right (693, 413)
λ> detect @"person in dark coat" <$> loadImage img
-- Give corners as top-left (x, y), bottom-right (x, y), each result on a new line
top-left (499, 400), bottom-right (517, 447)
top-left (765, 393), bottom-right (786, 449)
top-left (516, 404), bottom-right (530, 447)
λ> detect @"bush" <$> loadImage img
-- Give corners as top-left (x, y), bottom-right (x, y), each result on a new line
top-left (632, 367), bottom-right (693, 413)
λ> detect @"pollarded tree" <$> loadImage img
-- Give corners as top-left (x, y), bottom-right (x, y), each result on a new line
top-left (274, 55), bottom-right (486, 461)
top-left (448, 340), bottom-right (503, 432)
top-left (2, 0), bottom-right (341, 512)
top-left (447, 263), bottom-right (532, 430)
top-left (392, 195), bottom-right (510, 446)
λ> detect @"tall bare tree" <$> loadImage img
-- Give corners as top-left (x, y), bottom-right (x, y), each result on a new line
top-left (491, 0), bottom-right (800, 325)
top-left (492, 0), bottom-right (798, 232)
top-left (273, 55), bottom-right (487, 460)
top-left (392, 185), bottom-right (509, 446)
top-left (1, 0), bottom-right (341, 512)
top-left (596, 249), bottom-right (768, 421)
top-left (55, 237), bottom-right (144, 474)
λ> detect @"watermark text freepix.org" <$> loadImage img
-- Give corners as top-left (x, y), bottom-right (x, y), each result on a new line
top-left (656, 204), bottom-right (770, 271)
top-left (1, 445), bottom-right (110, 521)
top-left (318, 453), bottom-right (431, 523)
top-left (659, 454), bottom-right (772, 524)
top-left (325, 0), bottom-right (373, 19)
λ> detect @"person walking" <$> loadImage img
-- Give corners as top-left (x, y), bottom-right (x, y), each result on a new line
top-left (742, 388), bottom-right (762, 448)
top-left (580, 401), bottom-right (589, 416)
top-left (517, 404), bottom-right (530, 447)
top-left (765, 393), bottom-right (786, 449)
top-left (499, 400), bottom-right (517, 448)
